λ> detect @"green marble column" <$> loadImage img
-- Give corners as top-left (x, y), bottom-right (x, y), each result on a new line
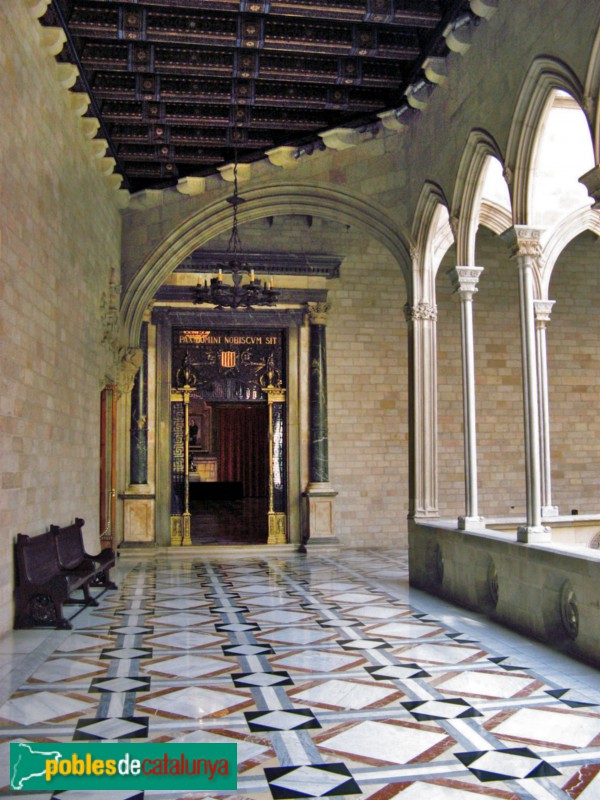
top-left (309, 308), bottom-right (329, 483)
top-left (304, 303), bottom-right (337, 549)
top-left (130, 322), bottom-right (148, 484)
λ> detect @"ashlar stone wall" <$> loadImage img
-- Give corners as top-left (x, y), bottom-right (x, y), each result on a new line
top-left (0, 2), bottom-right (122, 634)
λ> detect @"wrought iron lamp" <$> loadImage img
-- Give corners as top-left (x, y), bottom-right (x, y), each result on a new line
top-left (194, 153), bottom-right (279, 310)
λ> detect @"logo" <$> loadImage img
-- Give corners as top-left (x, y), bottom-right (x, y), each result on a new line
top-left (10, 742), bottom-right (237, 791)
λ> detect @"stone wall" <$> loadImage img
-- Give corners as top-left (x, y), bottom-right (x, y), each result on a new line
top-left (0, 3), bottom-right (122, 634)
top-left (548, 231), bottom-right (600, 515)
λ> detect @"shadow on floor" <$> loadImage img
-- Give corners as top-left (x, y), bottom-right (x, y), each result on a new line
top-left (190, 496), bottom-right (268, 545)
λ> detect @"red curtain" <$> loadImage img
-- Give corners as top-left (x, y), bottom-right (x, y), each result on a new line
top-left (217, 405), bottom-right (268, 497)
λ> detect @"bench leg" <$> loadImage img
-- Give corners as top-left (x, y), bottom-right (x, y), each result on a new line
top-left (81, 582), bottom-right (99, 607)
top-left (16, 593), bottom-right (73, 630)
top-left (90, 570), bottom-right (117, 590)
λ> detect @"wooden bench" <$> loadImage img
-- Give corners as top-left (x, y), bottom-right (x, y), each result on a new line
top-left (50, 518), bottom-right (117, 591)
top-left (14, 531), bottom-right (98, 630)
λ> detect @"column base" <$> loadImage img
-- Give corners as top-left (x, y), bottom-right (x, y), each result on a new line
top-left (123, 491), bottom-right (156, 543)
top-left (517, 525), bottom-right (552, 543)
top-left (542, 505), bottom-right (559, 518)
top-left (458, 515), bottom-right (486, 531)
top-left (304, 484), bottom-right (338, 548)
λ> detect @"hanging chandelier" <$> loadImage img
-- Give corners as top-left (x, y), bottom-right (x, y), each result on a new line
top-left (194, 149), bottom-right (279, 310)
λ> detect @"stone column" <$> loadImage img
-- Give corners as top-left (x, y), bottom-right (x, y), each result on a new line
top-left (304, 303), bottom-right (337, 548)
top-left (534, 299), bottom-right (558, 517)
top-left (448, 266), bottom-right (485, 530)
top-left (405, 301), bottom-right (438, 519)
top-left (503, 227), bottom-right (551, 543)
top-left (118, 344), bottom-right (157, 545)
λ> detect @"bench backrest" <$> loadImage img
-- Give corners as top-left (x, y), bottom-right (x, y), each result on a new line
top-left (51, 519), bottom-right (86, 571)
top-left (16, 532), bottom-right (60, 585)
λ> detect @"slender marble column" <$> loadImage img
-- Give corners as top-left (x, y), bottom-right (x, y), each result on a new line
top-left (534, 299), bottom-right (558, 517)
top-left (405, 301), bottom-right (439, 519)
top-left (304, 303), bottom-right (337, 548)
top-left (307, 303), bottom-right (330, 485)
top-left (449, 266), bottom-right (485, 530)
top-left (505, 228), bottom-right (551, 542)
top-left (130, 322), bottom-right (148, 484)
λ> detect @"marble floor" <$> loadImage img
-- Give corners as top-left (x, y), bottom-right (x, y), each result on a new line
top-left (2, 548), bottom-right (600, 799)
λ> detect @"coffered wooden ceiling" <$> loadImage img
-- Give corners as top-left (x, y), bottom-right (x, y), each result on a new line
top-left (42, 0), bottom-right (475, 192)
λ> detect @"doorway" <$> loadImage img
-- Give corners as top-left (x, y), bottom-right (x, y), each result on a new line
top-left (190, 403), bottom-right (269, 545)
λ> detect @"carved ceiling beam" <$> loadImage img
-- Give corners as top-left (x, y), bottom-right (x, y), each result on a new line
top-left (80, 44), bottom-right (406, 88)
top-left (70, 0), bottom-right (442, 29)
top-left (68, 8), bottom-right (421, 60)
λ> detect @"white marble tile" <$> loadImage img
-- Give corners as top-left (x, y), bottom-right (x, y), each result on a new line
top-left (153, 598), bottom-right (208, 610)
top-left (149, 612), bottom-right (215, 627)
top-left (140, 686), bottom-right (249, 718)
top-left (327, 592), bottom-right (386, 604)
top-left (251, 610), bottom-right (314, 624)
top-left (321, 720), bottom-right (447, 763)
top-left (349, 605), bottom-right (405, 619)
top-left (145, 655), bottom-right (230, 678)
top-left (29, 658), bottom-right (103, 683)
top-left (155, 587), bottom-right (204, 596)
top-left (368, 621), bottom-right (441, 639)
top-left (274, 650), bottom-right (359, 672)
top-left (293, 679), bottom-right (398, 709)
top-left (56, 634), bottom-right (110, 651)
top-left (260, 628), bottom-right (333, 645)
top-left (396, 643), bottom-right (483, 664)
top-left (0, 691), bottom-right (93, 725)
top-left (147, 631), bottom-right (224, 649)
top-left (436, 670), bottom-right (536, 699)
top-left (492, 707), bottom-right (600, 747)
top-left (174, 729), bottom-right (269, 764)
top-left (243, 595), bottom-right (296, 608)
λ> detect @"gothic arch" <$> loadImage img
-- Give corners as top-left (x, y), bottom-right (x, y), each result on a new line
top-left (584, 21), bottom-right (600, 162)
top-left (121, 182), bottom-right (413, 348)
top-left (411, 181), bottom-right (452, 305)
top-left (540, 207), bottom-right (600, 296)
top-left (451, 129), bottom-right (506, 265)
top-left (505, 56), bottom-right (588, 225)
top-left (479, 200), bottom-right (513, 236)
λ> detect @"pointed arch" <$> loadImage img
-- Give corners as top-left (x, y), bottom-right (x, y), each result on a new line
top-left (506, 56), bottom-right (589, 224)
top-left (541, 207), bottom-right (600, 296)
top-left (411, 181), bottom-right (453, 305)
top-left (451, 129), bottom-right (507, 265)
top-left (584, 21), bottom-right (600, 162)
top-left (121, 182), bottom-right (413, 347)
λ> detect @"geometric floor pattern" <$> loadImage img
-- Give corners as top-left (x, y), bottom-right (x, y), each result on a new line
top-left (1, 548), bottom-right (600, 798)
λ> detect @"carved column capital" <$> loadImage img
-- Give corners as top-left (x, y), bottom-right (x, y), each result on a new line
top-left (404, 302), bottom-right (438, 322)
top-left (306, 302), bottom-right (330, 326)
top-left (448, 266), bottom-right (484, 300)
top-left (117, 347), bottom-right (143, 395)
top-left (533, 299), bottom-right (556, 329)
top-left (502, 226), bottom-right (543, 260)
